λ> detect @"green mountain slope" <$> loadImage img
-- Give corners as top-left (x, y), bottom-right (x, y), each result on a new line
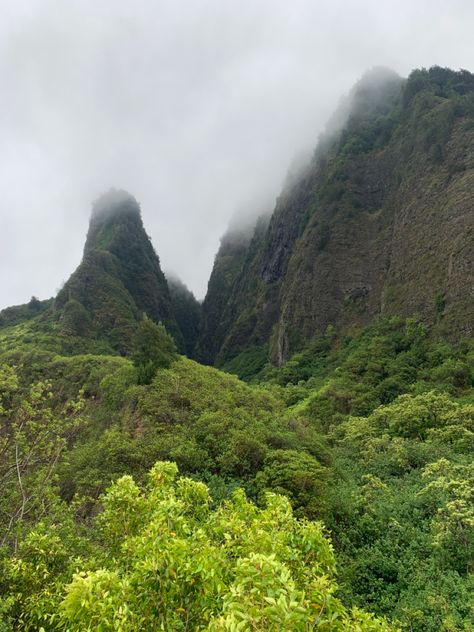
top-left (1, 315), bottom-right (472, 630)
top-left (0, 190), bottom-right (198, 356)
top-left (167, 275), bottom-right (201, 358)
top-left (201, 67), bottom-right (474, 370)
top-left (54, 189), bottom-right (179, 353)
top-left (197, 219), bottom-right (267, 365)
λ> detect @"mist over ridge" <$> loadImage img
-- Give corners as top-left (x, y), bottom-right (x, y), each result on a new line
top-left (1, 7), bottom-right (473, 628)
top-left (197, 64), bottom-right (474, 367)
top-left (1, 0), bottom-right (474, 308)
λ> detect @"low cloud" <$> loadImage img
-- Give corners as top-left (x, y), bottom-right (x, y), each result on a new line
top-left (1, 0), bottom-right (474, 306)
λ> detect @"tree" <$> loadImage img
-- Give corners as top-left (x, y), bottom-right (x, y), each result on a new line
top-left (132, 316), bottom-right (177, 384)
top-left (0, 365), bottom-right (84, 551)
top-left (58, 462), bottom-right (396, 631)
top-left (420, 458), bottom-right (474, 573)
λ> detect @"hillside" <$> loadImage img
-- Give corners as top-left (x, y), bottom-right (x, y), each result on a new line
top-left (54, 189), bottom-right (181, 353)
top-left (0, 190), bottom-right (197, 356)
top-left (197, 219), bottom-right (266, 365)
top-left (0, 65), bottom-right (473, 631)
top-left (200, 67), bottom-right (474, 371)
top-left (1, 315), bottom-right (472, 630)
top-left (167, 274), bottom-right (201, 358)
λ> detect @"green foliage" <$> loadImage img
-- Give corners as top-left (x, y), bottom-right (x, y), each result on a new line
top-left (132, 316), bottom-right (177, 384)
top-left (222, 344), bottom-right (269, 381)
top-left (0, 316), bottom-right (473, 630)
top-left (3, 462), bottom-right (396, 631)
top-left (0, 366), bottom-right (85, 550)
top-left (327, 390), bottom-right (474, 629)
top-left (58, 356), bottom-right (287, 504)
top-left (60, 299), bottom-right (92, 337)
top-left (420, 459), bottom-right (474, 573)
top-left (0, 298), bottom-right (52, 329)
top-left (167, 276), bottom-right (201, 357)
top-left (257, 449), bottom-right (329, 519)
top-left (404, 66), bottom-right (474, 106)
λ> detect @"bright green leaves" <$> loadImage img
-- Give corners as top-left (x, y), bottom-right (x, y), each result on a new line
top-left (420, 459), bottom-right (474, 573)
top-left (0, 364), bottom-right (19, 414)
top-left (148, 459), bottom-right (179, 487)
top-left (210, 553), bottom-right (312, 631)
top-left (0, 367), bottom-right (85, 549)
top-left (97, 475), bottom-right (147, 551)
top-left (61, 569), bottom-right (130, 632)
top-left (55, 462), bottom-right (395, 631)
top-left (2, 521), bottom-right (80, 631)
top-left (369, 391), bottom-right (459, 440)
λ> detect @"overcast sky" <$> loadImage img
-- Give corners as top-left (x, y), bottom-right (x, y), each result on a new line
top-left (1, 0), bottom-right (474, 308)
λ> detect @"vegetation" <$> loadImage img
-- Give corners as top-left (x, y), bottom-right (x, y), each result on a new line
top-left (0, 66), bottom-right (473, 631)
top-left (199, 66), bottom-right (474, 367)
top-left (1, 461), bottom-right (396, 631)
top-left (132, 316), bottom-right (177, 384)
top-left (167, 275), bottom-right (201, 358)
top-left (0, 314), bottom-right (472, 630)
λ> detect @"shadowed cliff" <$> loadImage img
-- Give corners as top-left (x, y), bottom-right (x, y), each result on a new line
top-left (200, 67), bottom-right (474, 370)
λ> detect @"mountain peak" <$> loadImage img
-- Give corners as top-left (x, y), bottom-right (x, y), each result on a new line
top-left (91, 188), bottom-right (140, 220)
top-left (85, 189), bottom-right (143, 255)
top-left (54, 191), bottom-right (181, 354)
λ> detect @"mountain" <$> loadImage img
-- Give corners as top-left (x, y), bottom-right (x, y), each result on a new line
top-left (52, 189), bottom-right (180, 354)
top-left (200, 66), bottom-right (474, 371)
top-left (1, 66), bottom-right (474, 632)
top-left (196, 219), bottom-right (264, 364)
top-left (166, 274), bottom-right (201, 357)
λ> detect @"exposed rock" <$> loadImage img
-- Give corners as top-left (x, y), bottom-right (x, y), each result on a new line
top-left (200, 66), bottom-right (474, 367)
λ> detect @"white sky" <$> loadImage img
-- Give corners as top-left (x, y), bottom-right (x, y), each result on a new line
top-left (1, 0), bottom-right (474, 307)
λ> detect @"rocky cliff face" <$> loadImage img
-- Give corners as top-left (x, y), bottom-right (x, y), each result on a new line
top-left (54, 190), bottom-right (180, 354)
top-left (201, 67), bottom-right (474, 368)
top-left (197, 216), bottom-right (273, 366)
top-left (197, 225), bottom-right (256, 364)
top-left (167, 275), bottom-right (201, 358)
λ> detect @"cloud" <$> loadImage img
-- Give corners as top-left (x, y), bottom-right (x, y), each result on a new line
top-left (1, 0), bottom-right (474, 307)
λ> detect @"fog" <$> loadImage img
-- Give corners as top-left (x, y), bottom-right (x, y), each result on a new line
top-left (1, 0), bottom-right (474, 308)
